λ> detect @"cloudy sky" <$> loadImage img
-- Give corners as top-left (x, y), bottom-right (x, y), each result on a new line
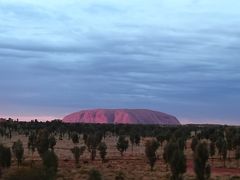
top-left (0, 0), bottom-right (240, 124)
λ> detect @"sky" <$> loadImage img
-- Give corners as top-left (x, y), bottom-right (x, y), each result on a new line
top-left (0, 0), bottom-right (240, 125)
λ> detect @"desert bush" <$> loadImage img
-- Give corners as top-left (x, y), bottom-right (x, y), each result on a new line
top-left (170, 148), bottom-right (186, 180)
top-left (191, 136), bottom-right (199, 152)
top-left (86, 133), bottom-right (102, 160)
top-left (117, 135), bottom-right (129, 156)
top-left (0, 144), bottom-right (11, 168)
top-left (49, 135), bottom-right (56, 151)
top-left (71, 132), bottom-right (79, 144)
top-left (12, 139), bottom-right (24, 166)
top-left (209, 141), bottom-right (216, 164)
top-left (163, 141), bottom-right (178, 170)
top-left (88, 168), bottom-right (102, 180)
top-left (71, 146), bottom-right (86, 165)
top-left (194, 142), bottom-right (211, 180)
top-left (145, 139), bottom-right (159, 171)
top-left (36, 129), bottom-right (49, 156)
top-left (98, 142), bottom-right (107, 163)
top-left (42, 150), bottom-right (58, 179)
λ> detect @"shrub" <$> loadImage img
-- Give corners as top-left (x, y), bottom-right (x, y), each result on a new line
top-left (116, 136), bottom-right (129, 156)
top-left (163, 141), bottom-right (178, 170)
top-left (169, 148), bottom-right (186, 180)
top-left (88, 168), bottom-right (102, 180)
top-left (98, 142), bottom-right (107, 163)
top-left (36, 129), bottom-right (49, 156)
top-left (48, 135), bottom-right (56, 151)
top-left (0, 144), bottom-right (11, 168)
top-left (86, 133), bottom-right (102, 160)
top-left (71, 146), bottom-right (86, 165)
top-left (191, 137), bottom-right (199, 152)
top-left (12, 139), bottom-right (24, 166)
top-left (42, 150), bottom-right (58, 179)
top-left (71, 132), bottom-right (79, 144)
top-left (194, 142), bottom-right (211, 180)
top-left (145, 139), bottom-right (159, 171)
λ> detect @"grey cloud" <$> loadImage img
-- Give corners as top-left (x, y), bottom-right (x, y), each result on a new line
top-left (0, 0), bottom-right (240, 124)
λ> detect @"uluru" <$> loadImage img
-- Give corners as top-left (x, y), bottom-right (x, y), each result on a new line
top-left (63, 109), bottom-right (181, 125)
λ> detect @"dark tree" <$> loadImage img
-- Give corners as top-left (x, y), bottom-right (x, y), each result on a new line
top-left (86, 133), bottom-right (102, 161)
top-left (134, 133), bottom-right (141, 146)
top-left (209, 141), bottom-right (216, 165)
top-left (48, 135), bottom-right (56, 151)
top-left (116, 135), bottom-right (129, 156)
top-left (191, 136), bottom-right (199, 152)
top-left (36, 129), bottom-right (49, 156)
top-left (170, 148), bottom-right (186, 180)
top-left (71, 132), bottom-right (79, 144)
top-left (98, 142), bottom-right (107, 163)
top-left (42, 150), bottom-right (58, 179)
top-left (28, 132), bottom-right (37, 167)
top-left (12, 139), bottom-right (24, 166)
top-left (163, 141), bottom-right (178, 171)
top-left (222, 139), bottom-right (227, 167)
top-left (130, 132), bottom-right (135, 152)
top-left (194, 142), bottom-right (211, 180)
top-left (145, 139), bottom-right (159, 171)
top-left (216, 137), bottom-right (224, 158)
top-left (71, 146), bottom-right (86, 165)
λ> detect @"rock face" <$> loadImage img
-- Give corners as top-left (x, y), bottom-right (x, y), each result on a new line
top-left (63, 109), bottom-right (180, 125)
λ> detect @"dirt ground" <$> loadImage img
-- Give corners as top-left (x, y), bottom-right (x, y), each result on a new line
top-left (1, 133), bottom-right (240, 180)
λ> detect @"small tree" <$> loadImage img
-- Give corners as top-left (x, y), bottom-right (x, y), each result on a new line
top-left (194, 142), bottom-right (211, 180)
top-left (191, 136), bottom-right (199, 152)
top-left (36, 129), bottom-right (49, 156)
top-left (170, 148), bottom-right (186, 180)
top-left (49, 135), bottom-right (56, 151)
top-left (86, 133), bottom-right (102, 161)
top-left (42, 150), bottom-right (58, 179)
top-left (163, 141), bottom-right (178, 171)
top-left (222, 140), bottom-right (227, 167)
top-left (71, 146), bottom-right (86, 165)
top-left (116, 135), bottom-right (129, 156)
top-left (130, 132), bottom-right (135, 152)
top-left (145, 139), bottom-right (159, 171)
top-left (98, 142), bottom-right (107, 163)
top-left (209, 141), bottom-right (216, 165)
top-left (12, 140), bottom-right (24, 167)
top-left (71, 132), bottom-right (79, 144)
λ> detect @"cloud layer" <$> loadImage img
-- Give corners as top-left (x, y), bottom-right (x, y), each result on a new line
top-left (0, 0), bottom-right (240, 124)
